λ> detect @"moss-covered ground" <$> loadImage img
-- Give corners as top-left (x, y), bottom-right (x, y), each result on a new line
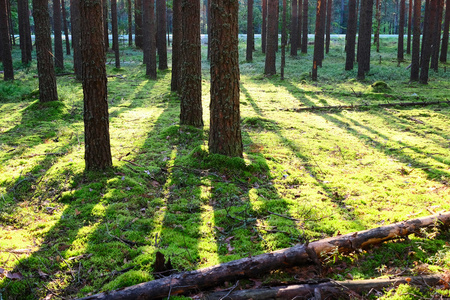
top-left (1, 36), bottom-right (450, 299)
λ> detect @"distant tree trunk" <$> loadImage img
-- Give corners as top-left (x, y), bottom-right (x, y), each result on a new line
top-left (262, 0), bottom-right (267, 53)
top-left (281, 0), bottom-right (287, 79)
top-left (143, 0), bottom-right (156, 78)
top-left (7, 0), bottom-right (13, 46)
top-left (301, 0), bottom-right (308, 53)
top-left (128, 0), bottom-right (132, 46)
top-left (171, 0), bottom-right (181, 91)
top-left (345, 0), bottom-right (357, 70)
top-left (209, 0), bottom-right (242, 157)
top-left (340, 0), bottom-right (345, 33)
top-left (312, 0), bottom-right (325, 80)
top-left (103, 0), bottom-right (109, 49)
top-left (135, 0), bottom-right (143, 48)
top-left (33, 0), bottom-right (58, 100)
top-left (298, 0), bottom-right (302, 49)
top-left (357, 0), bottom-right (374, 80)
top-left (406, 0), bottom-right (412, 54)
top-left (410, 0), bottom-right (421, 81)
top-left (180, 0), bottom-right (203, 127)
top-left (70, 0), bottom-right (82, 79)
top-left (325, 0), bottom-right (332, 54)
top-left (290, 0), bottom-right (298, 56)
top-left (318, 0), bottom-right (327, 65)
top-left (247, 0), bottom-right (254, 61)
top-left (111, 0), bottom-right (120, 68)
top-left (61, 0), bottom-right (70, 55)
top-left (374, 0), bottom-right (381, 52)
top-left (397, 0), bottom-right (405, 60)
top-left (53, 0), bottom-right (64, 69)
top-left (156, 0), bottom-right (167, 69)
top-left (206, 0), bottom-right (210, 59)
top-left (80, 0), bottom-right (112, 171)
top-left (18, 0), bottom-right (32, 64)
top-left (421, 0), bottom-right (430, 58)
top-left (440, 0), bottom-right (450, 62)
top-left (430, 0), bottom-right (443, 70)
top-left (25, 0), bottom-right (32, 62)
top-left (420, 0), bottom-right (438, 84)
top-left (0, 0), bottom-right (13, 80)
top-left (264, 0), bottom-right (277, 75)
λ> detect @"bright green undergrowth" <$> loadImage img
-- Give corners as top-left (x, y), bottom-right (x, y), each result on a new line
top-left (1, 36), bottom-right (450, 299)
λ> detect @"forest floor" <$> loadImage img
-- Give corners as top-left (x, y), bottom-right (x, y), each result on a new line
top-left (1, 36), bottom-right (450, 299)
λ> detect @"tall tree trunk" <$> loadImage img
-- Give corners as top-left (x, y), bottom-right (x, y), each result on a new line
top-left (290, 0), bottom-right (298, 56)
top-left (421, 0), bottom-right (430, 59)
top-left (0, 0), bottom-right (13, 80)
top-left (325, 0), bottom-right (332, 54)
top-left (209, 0), bottom-right (242, 157)
top-left (128, 0), bottom-right (132, 46)
top-left (156, 0), bottom-right (167, 69)
top-left (410, 0), bottom-right (421, 80)
top-left (135, 0), bottom-right (143, 48)
top-left (247, 0), bottom-right (254, 61)
top-left (262, 0), bottom-right (267, 53)
top-left (440, 0), bottom-right (450, 62)
top-left (18, 0), bottom-right (31, 64)
top-left (111, 0), bottom-right (120, 68)
top-left (7, 0), bottom-right (13, 45)
top-left (357, 0), bottom-right (374, 80)
top-left (206, 0), bottom-right (210, 59)
top-left (301, 0), bottom-right (308, 53)
top-left (80, 0), bottom-right (112, 171)
top-left (61, 0), bottom-right (70, 55)
top-left (53, 0), bottom-right (64, 69)
top-left (397, 0), bottom-right (405, 60)
top-left (33, 0), bottom-right (58, 101)
top-left (406, 0), bottom-right (412, 54)
top-left (312, 0), bottom-right (325, 80)
top-left (281, 0), bottom-right (287, 79)
top-left (374, 0), bottom-right (380, 52)
top-left (298, 0), bottom-right (302, 49)
top-left (70, 0), bottom-right (82, 79)
top-left (180, 0), bottom-right (203, 127)
top-left (345, 0), bottom-right (357, 70)
top-left (420, 0), bottom-right (438, 83)
top-left (171, 0), bottom-right (181, 91)
top-left (318, 0), bottom-right (327, 65)
top-left (142, 0), bottom-right (156, 78)
top-left (430, 0), bottom-right (443, 70)
top-left (264, 0), bottom-right (277, 75)
top-left (103, 0), bottom-right (109, 49)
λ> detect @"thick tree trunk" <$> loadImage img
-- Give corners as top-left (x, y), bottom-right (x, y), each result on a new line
top-left (345, 0), bottom-right (357, 70)
top-left (53, 0), bottom-right (64, 69)
top-left (262, 0), bottom-right (267, 53)
top-left (142, 0), bottom-right (156, 78)
top-left (410, 0), bottom-right (421, 81)
top-left (406, 0), bottom-right (412, 54)
top-left (264, 0), bottom-right (277, 75)
top-left (103, 0), bottom-right (109, 49)
top-left (80, 0), bottom-right (112, 171)
top-left (170, 0), bottom-right (181, 91)
top-left (127, 0), bottom-right (132, 46)
top-left (325, 0), bottom-right (332, 54)
top-left (78, 212), bottom-right (450, 300)
top-left (18, 0), bottom-right (31, 64)
top-left (312, 0), bottom-right (324, 80)
top-left (397, 0), bottom-right (405, 60)
top-left (430, 0), bottom-right (444, 70)
top-left (297, 0), bottom-right (302, 49)
top-left (440, 0), bottom-right (450, 62)
top-left (180, 0), bottom-right (203, 127)
top-left (0, 0), bottom-right (13, 80)
top-left (208, 0), bottom-right (242, 158)
top-left (135, 0), bottom-right (143, 48)
top-left (420, 0), bottom-right (438, 84)
top-left (61, 0), bottom-right (70, 55)
top-left (357, 0), bottom-right (373, 79)
top-left (33, 0), bottom-right (58, 101)
top-left (246, 0), bottom-right (254, 61)
top-left (70, 0), bottom-right (82, 80)
top-left (156, 0), bottom-right (167, 70)
top-left (290, 0), bottom-right (298, 56)
top-left (301, 0), bottom-right (308, 53)
top-left (111, 0), bottom-right (120, 68)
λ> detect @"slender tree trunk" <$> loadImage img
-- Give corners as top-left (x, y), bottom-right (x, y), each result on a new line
top-left (209, 0), bottom-right (242, 157)
top-left (410, 0), bottom-right (421, 80)
top-left (128, 0), bottom-right (132, 46)
top-left (406, 0), bottom-right (412, 54)
top-left (298, 0), bottom-right (302, 49)
top-left (262, 0), bottom-right (267, 53)
top-left (397, 0), bottom-right (405, 60)
top-left (430, 0), bottom-right (443, 70)
top-left (142, 0), bottom-right (156, 78)
top-left (171, 0), bottom-right (181, 91)
top-left (180, 0), bottom-right (203, 127)
top-left (156, 0), bottom-right (167, 69)
top-left (61, 0), bottom-right (70, 55)
top-left (33, 0), bottom-right (58, 101)
top-left (135, 0), bottom-right (143, 48)
top-left (301, 0), bottom-right (308, 53)
top-left (247, 0), bottom-right (254, 61)
top-left (312, 0), bottom-right (324, 80)
top-left (325, 0), bottom-right (332, 54)
top-left (80, 0), bottom-right (112, 171)
top-left (7, 0), bottom-right (13, 46)
top-left (340, 0), bottom-right (345, 33)
top-left (103, 0), bottom-right (109, 49)
top-left (281, 0), bottom-right (287, 79)
top-left (357, 0), bottom-right (374, 79)
top-left (206, 0), bottom-right (210, 59)
top-left (111, 0), bottom-right (120, 68)
top-left (70, 0), bottom-right (82, 79)
top-left (18, 0), bottom-right (31, 64)
top-left (25, 0), bottom-right (32, 62)
top-left (53, 0), bottom-right (64, 69)
top-left (345, 0), bottom-right (357, 70)
top-left (420, 0), bottom-right (438, 83)
top-left (374, 0), bottom-right (380, 52)
top-left (290, 0), bottom-right (298, 56)
top-left (0, 0), bottom-right (13, 80)
top-left (264, 0), bottom-right (277, 75)
top-left (440, 0), bottom-right (450, 62)
top-left (318, 0), bottom-right (327, 65)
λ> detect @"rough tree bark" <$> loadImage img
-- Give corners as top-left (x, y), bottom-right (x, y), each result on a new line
top-left (430, 0), bottom-right (443, 71)
top-left (111, 0), bottom-right (120, 68)
top-left (61, 0), bottom-right (70, 55)
top-left (170, 0), bottom-right (181, 91)
top-left (357, 0), bottom-right (374, 80)
top-left (142, 0), bottom-right (156, 78)
top-left (208, 0), bottom-right (242, 158)
top-left (18, 0), bottom-right (32, 64)
top-left (312, 0), bottom-right (325, 80)
top-left (156, 0), bottom-right (168, 70)
top-left (78, 212), bottom-right (450, 300)
top-left (264, 0), bottom-right (277, 75)
top-left (33, 0), bottom-right (58, 100)
top-left (135, 0), bottom-right (143, 48)
top-left (397, 0), bottom-right (405, 60)
top-left (247, 0), bottom-right (254, 61)
top-left (53, 0), bottom-right (64, 69)
top-left (420, 0), bottom-right (438, 84)
top-left (440, 0), bottom-right (450, 62)
top-left (290, 0), bottom-right (298, 56)
top-left (180, 0), bottom-right (203, 127)
top-left (410, 0), bottom-right (421, 81)
top-left (262, 0), bottom-right (267, 53)
top-left (345, 0), bottom-right (357, 70)
top-left (70, 0), bottom-right (82, 80)
top-left (301, 0), bottom-right (308, 53)
top-left (80, 0), bottom-right (112, 171)
top-left (0, 0), bottom-right (13, 80)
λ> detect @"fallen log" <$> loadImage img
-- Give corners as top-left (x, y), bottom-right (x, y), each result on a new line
top-left (77, 212), bottom-right (450, 300)
top-left (203, 275), bottom-right (444, 300)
